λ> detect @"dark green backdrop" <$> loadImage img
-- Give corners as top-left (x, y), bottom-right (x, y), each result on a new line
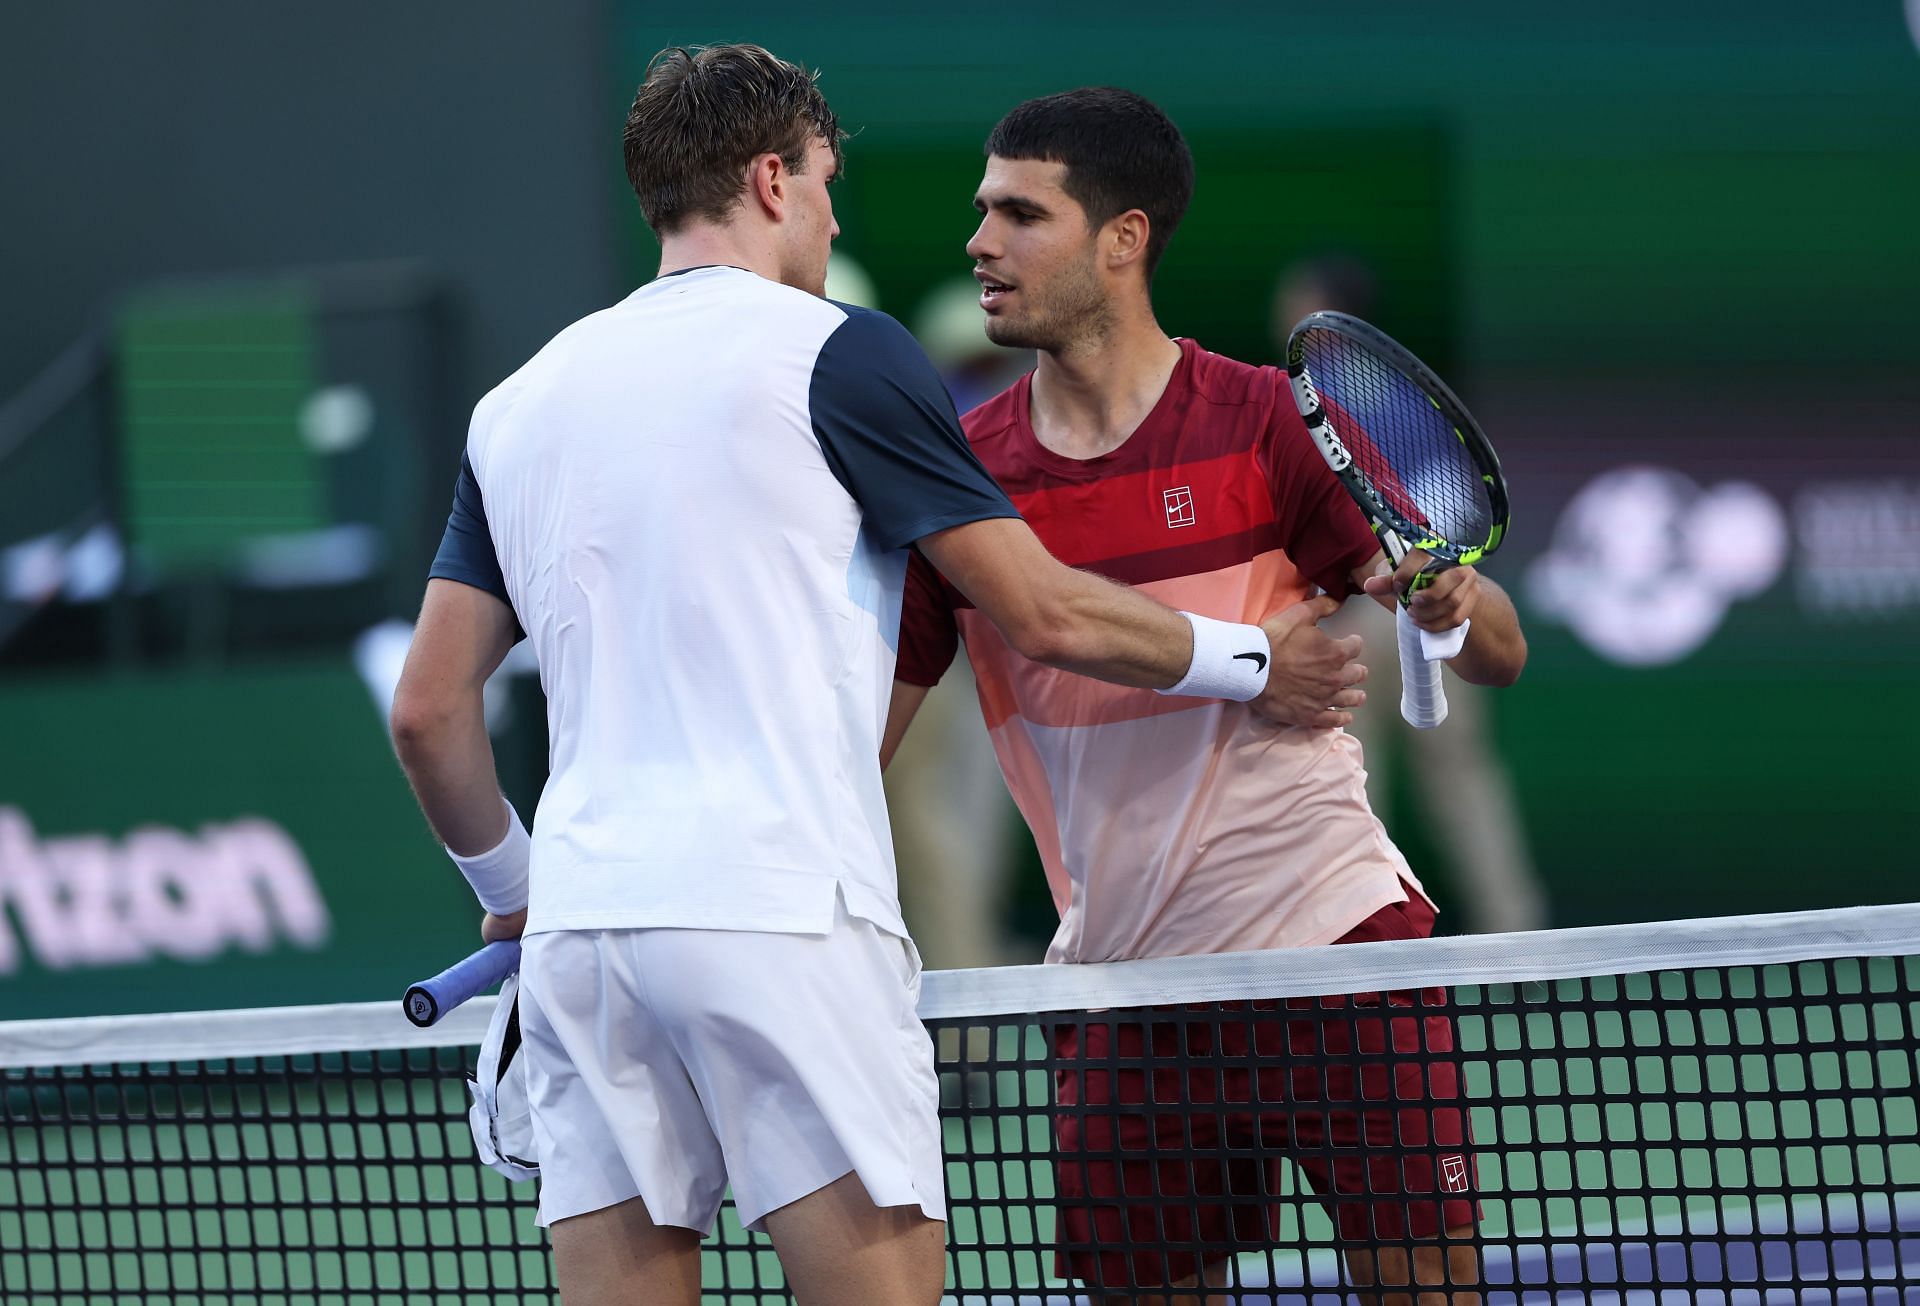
top-left (0, 664), bottom-right (478, 1019)
top-left (610, 3), bottom-right (1920, 930)
top-left (3, 5), bottom-right (1916, 1018)
top-left (612, 1), bottom-right (1920, 378)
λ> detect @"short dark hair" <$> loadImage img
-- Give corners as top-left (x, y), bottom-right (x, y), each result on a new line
top-left (985, 87), bottom-right (1194, 279)
top-left (623, 44), bottom-right (843, 236)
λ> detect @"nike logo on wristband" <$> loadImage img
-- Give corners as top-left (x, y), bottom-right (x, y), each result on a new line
top-left (1233, 651), bottom-right (1268, 673)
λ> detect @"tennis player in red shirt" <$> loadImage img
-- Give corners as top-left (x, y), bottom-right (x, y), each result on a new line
top-left (887, 88), bottom-right (1528, 1305)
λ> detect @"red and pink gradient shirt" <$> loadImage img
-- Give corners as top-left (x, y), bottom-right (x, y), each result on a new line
top-left (897, 339), bottom-right (1430, 964)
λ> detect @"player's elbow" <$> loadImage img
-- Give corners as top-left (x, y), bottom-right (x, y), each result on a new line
top-left (1007, 621), bottom-right (1074, 668)
top-left (389, 680), bottom-right (459, 762)
top-left (973, 552), bottom-right (1108, 668)
top-left (1001, 597), bottom-right (1096, 669)
top-left (1502, 627), bottom-right (1529, 685)
top-left (1478, 633), bottom-right (1528, 688)
top-left (1483, 663), bottom-right (1523, 690)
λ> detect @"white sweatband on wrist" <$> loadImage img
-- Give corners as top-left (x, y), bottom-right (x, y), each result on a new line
top-left (449, 799), bottom-right (531, 915)
top-left (1155, 611), bottom-right (1272, 702)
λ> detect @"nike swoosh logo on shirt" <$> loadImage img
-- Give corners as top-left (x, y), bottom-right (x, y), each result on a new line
top-left (1233, 651), bottom-right (1268, 673)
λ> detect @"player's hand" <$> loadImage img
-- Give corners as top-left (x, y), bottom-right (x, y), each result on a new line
top-left (1362, 551), bottom-right (1483, 633)
top-left (481, 908), bottom-right (527, 943)
top-left (1252, 593), bottom-right (1367, 729)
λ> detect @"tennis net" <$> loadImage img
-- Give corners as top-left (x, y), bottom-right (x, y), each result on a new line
top-left (3, 903), bottom-right (1916, 1303)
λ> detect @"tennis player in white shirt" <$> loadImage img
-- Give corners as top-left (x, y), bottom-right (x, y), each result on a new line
top-left (389, 43), bottom-right (1357, 1306)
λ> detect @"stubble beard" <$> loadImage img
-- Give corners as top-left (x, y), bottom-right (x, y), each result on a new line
top-left (983, 255), bottom-right (1112, 355)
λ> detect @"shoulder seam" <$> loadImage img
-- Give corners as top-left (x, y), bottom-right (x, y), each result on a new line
top-left (1182, 350), bottom-right (1280, 412)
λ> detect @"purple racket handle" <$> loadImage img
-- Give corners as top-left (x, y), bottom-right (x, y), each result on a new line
top-left (403, 940), bottom-right (521, 1027)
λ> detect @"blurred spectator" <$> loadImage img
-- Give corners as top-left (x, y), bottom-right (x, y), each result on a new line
top-left (880, 277), bottom-right (1036, 967)
top-left (1273, 256), bottom-right (1548, 933)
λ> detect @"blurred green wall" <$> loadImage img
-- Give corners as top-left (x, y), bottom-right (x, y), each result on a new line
top-left (613, 1), bottom-right (1920, 378)
top-left (2, 4), bottom-right (1914, 1017)
top-left (611, 3), bottom-right (1920, 930)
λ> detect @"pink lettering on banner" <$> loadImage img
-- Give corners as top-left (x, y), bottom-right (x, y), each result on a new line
top-left (38, 834), bottom-right (144, 968)
top-left (212, 819), bottom-right (331, 949)
top-left (0, 806), bottom-right (332, 974)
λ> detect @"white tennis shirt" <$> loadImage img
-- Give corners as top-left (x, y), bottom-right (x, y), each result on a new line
top-left (429, 266), bottom-right (1016, 939)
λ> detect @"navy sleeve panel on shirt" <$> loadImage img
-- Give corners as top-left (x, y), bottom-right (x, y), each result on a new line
top-left (429, 453), bottom-right (520, 628)
top-left (809, 306), bottom-right (1020, 554)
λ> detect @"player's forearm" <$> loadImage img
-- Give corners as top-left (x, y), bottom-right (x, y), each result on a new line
top-left (1013, 568), bottom-right (1193, 688)
top-left (390, 691), bottom-right (510, 855)
top-left (1450, 579), bottom-right (1527, 687)
top-left (921, 517), bottom-right (1251, 694)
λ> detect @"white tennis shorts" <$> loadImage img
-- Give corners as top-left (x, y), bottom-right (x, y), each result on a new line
top-left (516, 895), bottom-right (945, 1233)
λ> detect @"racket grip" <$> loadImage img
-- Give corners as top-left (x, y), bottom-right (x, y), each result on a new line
top-left (1397, 604), bottom-right (1448, 729)
top-left (404, 940), bottom-right (522, 1028)
top-left (1418, 619), bottom-right (1469, 662)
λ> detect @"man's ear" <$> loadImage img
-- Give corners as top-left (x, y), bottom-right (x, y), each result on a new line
top-left (748, 152), bottom-right (785, 220)
top-left (1105, 209), bottom-right (1152, 273)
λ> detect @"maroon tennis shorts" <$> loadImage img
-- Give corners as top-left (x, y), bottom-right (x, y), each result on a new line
top-left (1051, 895), bottom-right (1478, 1290)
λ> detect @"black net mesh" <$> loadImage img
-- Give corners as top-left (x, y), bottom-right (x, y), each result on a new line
top-left (4, 945), bottom-right (1918, 1302)
top-left (1295, 324), bottom-right (1496, 552)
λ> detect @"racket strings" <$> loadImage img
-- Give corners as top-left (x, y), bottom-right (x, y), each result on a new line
top-left (1297, 328), bottom-right (1494, 548)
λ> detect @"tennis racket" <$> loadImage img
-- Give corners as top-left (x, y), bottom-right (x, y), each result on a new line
top-left (403, 940), bottom-right (521, 1027)
top-left (1284, 311), bottom-right (1509, 728)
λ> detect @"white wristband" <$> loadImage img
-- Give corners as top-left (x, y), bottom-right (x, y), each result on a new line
top-left (449, 799), bottom-right (531, 915)
top-left (1156, 611), bottom-right (1271, 702)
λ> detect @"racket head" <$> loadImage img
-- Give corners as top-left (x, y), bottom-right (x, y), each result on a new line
top-left (1284, 310), bottom-right (1510, 566)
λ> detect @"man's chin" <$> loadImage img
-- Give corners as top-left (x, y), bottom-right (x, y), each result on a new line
top-left (984, 316), bottom-right (1048, 351)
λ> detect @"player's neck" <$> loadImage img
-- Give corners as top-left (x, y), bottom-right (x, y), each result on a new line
top-left (1029, 319), bottom-right (1181, 461)
top-left (656, 224), bottom-right (781, 286)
